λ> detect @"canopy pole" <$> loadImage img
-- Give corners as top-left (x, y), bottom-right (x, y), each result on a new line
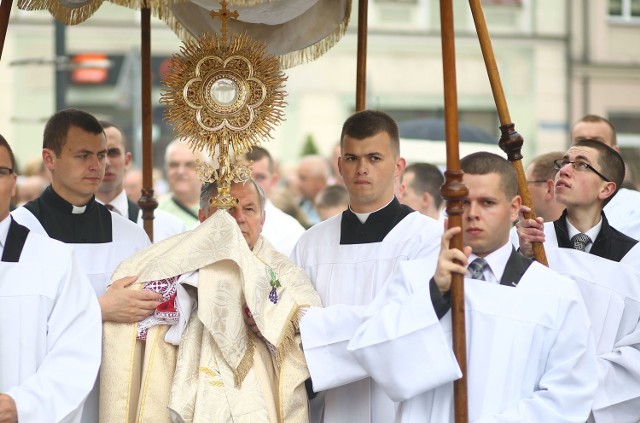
top-left (468, 0), bottom-right (547, 265)
top-left (355, 0), bottom-right (368, 111)
top-left (138, 5), bottom-right (157, 241)
top-left (439, 1), bottom-right (469, 421)
top-left (0, 0), bottom-right (13, 61)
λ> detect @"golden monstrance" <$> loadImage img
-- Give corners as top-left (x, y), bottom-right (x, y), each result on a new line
top-left (161, 0), bottom-right (287, 208)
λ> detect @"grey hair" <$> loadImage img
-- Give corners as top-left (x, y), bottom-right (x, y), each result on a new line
top-left (199, 179), bottom-right (266, 215)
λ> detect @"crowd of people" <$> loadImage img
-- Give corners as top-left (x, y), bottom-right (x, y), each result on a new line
top-left (1, 108), bottom-right (640, 423)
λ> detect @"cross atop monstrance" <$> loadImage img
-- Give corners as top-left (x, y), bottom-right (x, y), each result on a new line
top-left (209, 1), bottom-right (238, 47)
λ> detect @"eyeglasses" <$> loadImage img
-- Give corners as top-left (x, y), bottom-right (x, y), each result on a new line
top-left (553, 159), bottom-right (611, 182)
top-left (0, 167), bottom-right (13, 176)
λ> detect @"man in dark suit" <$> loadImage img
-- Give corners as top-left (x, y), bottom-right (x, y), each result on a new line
top-left (517, 139), bottom-right (637, 262)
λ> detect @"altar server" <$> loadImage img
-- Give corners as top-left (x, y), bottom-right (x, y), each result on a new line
top-left (0, 134), bottom-right (101, 422)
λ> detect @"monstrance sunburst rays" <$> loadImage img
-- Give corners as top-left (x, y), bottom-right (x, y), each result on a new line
top-left (161, 2), bottom-right (287, 208)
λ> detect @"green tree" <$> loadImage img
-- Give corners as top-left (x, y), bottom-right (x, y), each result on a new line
top-left (300, 134), bottom-right (319, 156)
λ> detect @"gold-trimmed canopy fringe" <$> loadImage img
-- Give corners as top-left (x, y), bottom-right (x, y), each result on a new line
top-left (159, 0), bottom-right (352, 69)
top-left (17, 0), bottom-right (104, 25)
top-left (16, 0), bottom-right (352, 69)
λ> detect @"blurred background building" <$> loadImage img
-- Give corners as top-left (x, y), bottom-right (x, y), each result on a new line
top-left (1, 0), bottom-right (639, 176)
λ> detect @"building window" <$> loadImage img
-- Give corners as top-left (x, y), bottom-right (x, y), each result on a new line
top-left (609, 0), bottom-right (640, 20)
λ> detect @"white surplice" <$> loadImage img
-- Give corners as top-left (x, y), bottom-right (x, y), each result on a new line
top-left (347, 256), bottom-right (597, 423)
top-left (11, 207), bottom-right (150, 296)
top-left (11, 207), bottom-right (150, 423)
top-left (604, 188), bottom-right (640, 241)
top-left (545, 248), bottom-right (640, 423)
top-left (294, 211), bottom-right (442, 423)
top-left (0, 232), bottom-right (102, 422)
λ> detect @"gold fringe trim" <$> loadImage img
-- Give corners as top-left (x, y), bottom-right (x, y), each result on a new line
top-left (233, 328), bottom-right (255, 388)
top-left (273, 305), bottom-right (302, 369)
top-left (17, 0), bottom-right (104, 25)
top-left (278, 3), bottom-right (352, 70)
top-left (156, 0), bottom-right (352, 70)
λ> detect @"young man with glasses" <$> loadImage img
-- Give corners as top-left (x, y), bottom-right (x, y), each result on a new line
top-left (517, 139), bottom-right (637, 261)
top-left (516, 138), bottom-right (640, 421)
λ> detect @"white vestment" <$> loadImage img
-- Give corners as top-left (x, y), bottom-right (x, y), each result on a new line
top-left (347, 257), bottom-right (598, 423)
top-left (0, 232), bottom-right (102, 422)
top-left (293, 211), bottom-right (442, 423)
top-left (604, 188), bottom-right (640, 240)
top-left (11, 207), bottom-right (150, 296)
top-left (11, 206), bottom-right (150, 423)
top-left (542, 248), bottom-right (640, 423)
top-left (262, 200), bottom-right (306, 256)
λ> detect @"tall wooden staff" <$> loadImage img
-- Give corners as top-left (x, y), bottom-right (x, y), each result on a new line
top-left (355, 0), bottom-right (367, 111)
top-left (439, 0), bottom-right (468, 421)
top-left (468, 0), bottom-right (547, 265)
top-left (0, 0), bottom-right (12, 61)
top-left (138, 4), bottom-right (158, 241)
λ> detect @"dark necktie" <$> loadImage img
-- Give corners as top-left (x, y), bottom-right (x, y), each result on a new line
top-left (467, 257), bottom-right (488, 281)
top-left (571, 233), bottom-right (591, 252)
top-left (104, 203), bottom-right (114, 211)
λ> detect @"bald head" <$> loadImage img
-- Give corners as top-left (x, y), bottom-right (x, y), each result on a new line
top-left (164, 139), bottom-right (207, 207)
top-left (297, 155), bottom-right (330, 201)
top-left (571, 115), bottom-right (618, 150)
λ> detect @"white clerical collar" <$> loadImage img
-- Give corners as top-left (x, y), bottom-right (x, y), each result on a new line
top-left (71, 204), bottom-right (86, 214)
top-left (349, 197), bottom-right (395, 224)
top-left (469, 240), bottom-right (513, 284)
top-left (0, 214), bottom-right (10, 250)
top-left (96, 190), bottom-right (128, 217)
top-left (566, 217), bottom-right (602, 245)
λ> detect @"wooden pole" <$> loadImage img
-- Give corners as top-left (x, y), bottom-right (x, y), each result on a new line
top-left (439, 1), bottom-right (468, 421)
top-left (468, 0), bottom-right (547, 265)
top-left (355, 0), bottom-right (368, 111)
top-left (138, 5), bottom-right (157, 241)
top-left (0, 0), bottom-right (13, 61)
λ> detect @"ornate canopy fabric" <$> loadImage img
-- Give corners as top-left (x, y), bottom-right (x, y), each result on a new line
top-left (16, 0), bottom-right (352, 68)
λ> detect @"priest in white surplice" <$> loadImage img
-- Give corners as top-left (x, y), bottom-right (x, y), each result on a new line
top-left (100, 179), bottom-right (321, 422)
top-left (346, 152), bottom-right (598, 422)
top-left (293, 111), bottom-right (442, 423)
top-left (10, 109), bottom-right (156, 422)
top-left (0, 135), bottom-right (102, 422)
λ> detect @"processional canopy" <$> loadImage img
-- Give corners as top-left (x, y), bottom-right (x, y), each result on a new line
top-left (161, 0), bottom-right (287, 208)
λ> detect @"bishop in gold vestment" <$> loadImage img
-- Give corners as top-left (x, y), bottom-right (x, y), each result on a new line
top-left (100, 180), bottom-right (321, 422)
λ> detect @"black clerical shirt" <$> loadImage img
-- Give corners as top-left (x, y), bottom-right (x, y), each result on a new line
top-left (23, 186), bottom-right (113, 244)
top-left (340, 197), bottom-right (414, 245)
